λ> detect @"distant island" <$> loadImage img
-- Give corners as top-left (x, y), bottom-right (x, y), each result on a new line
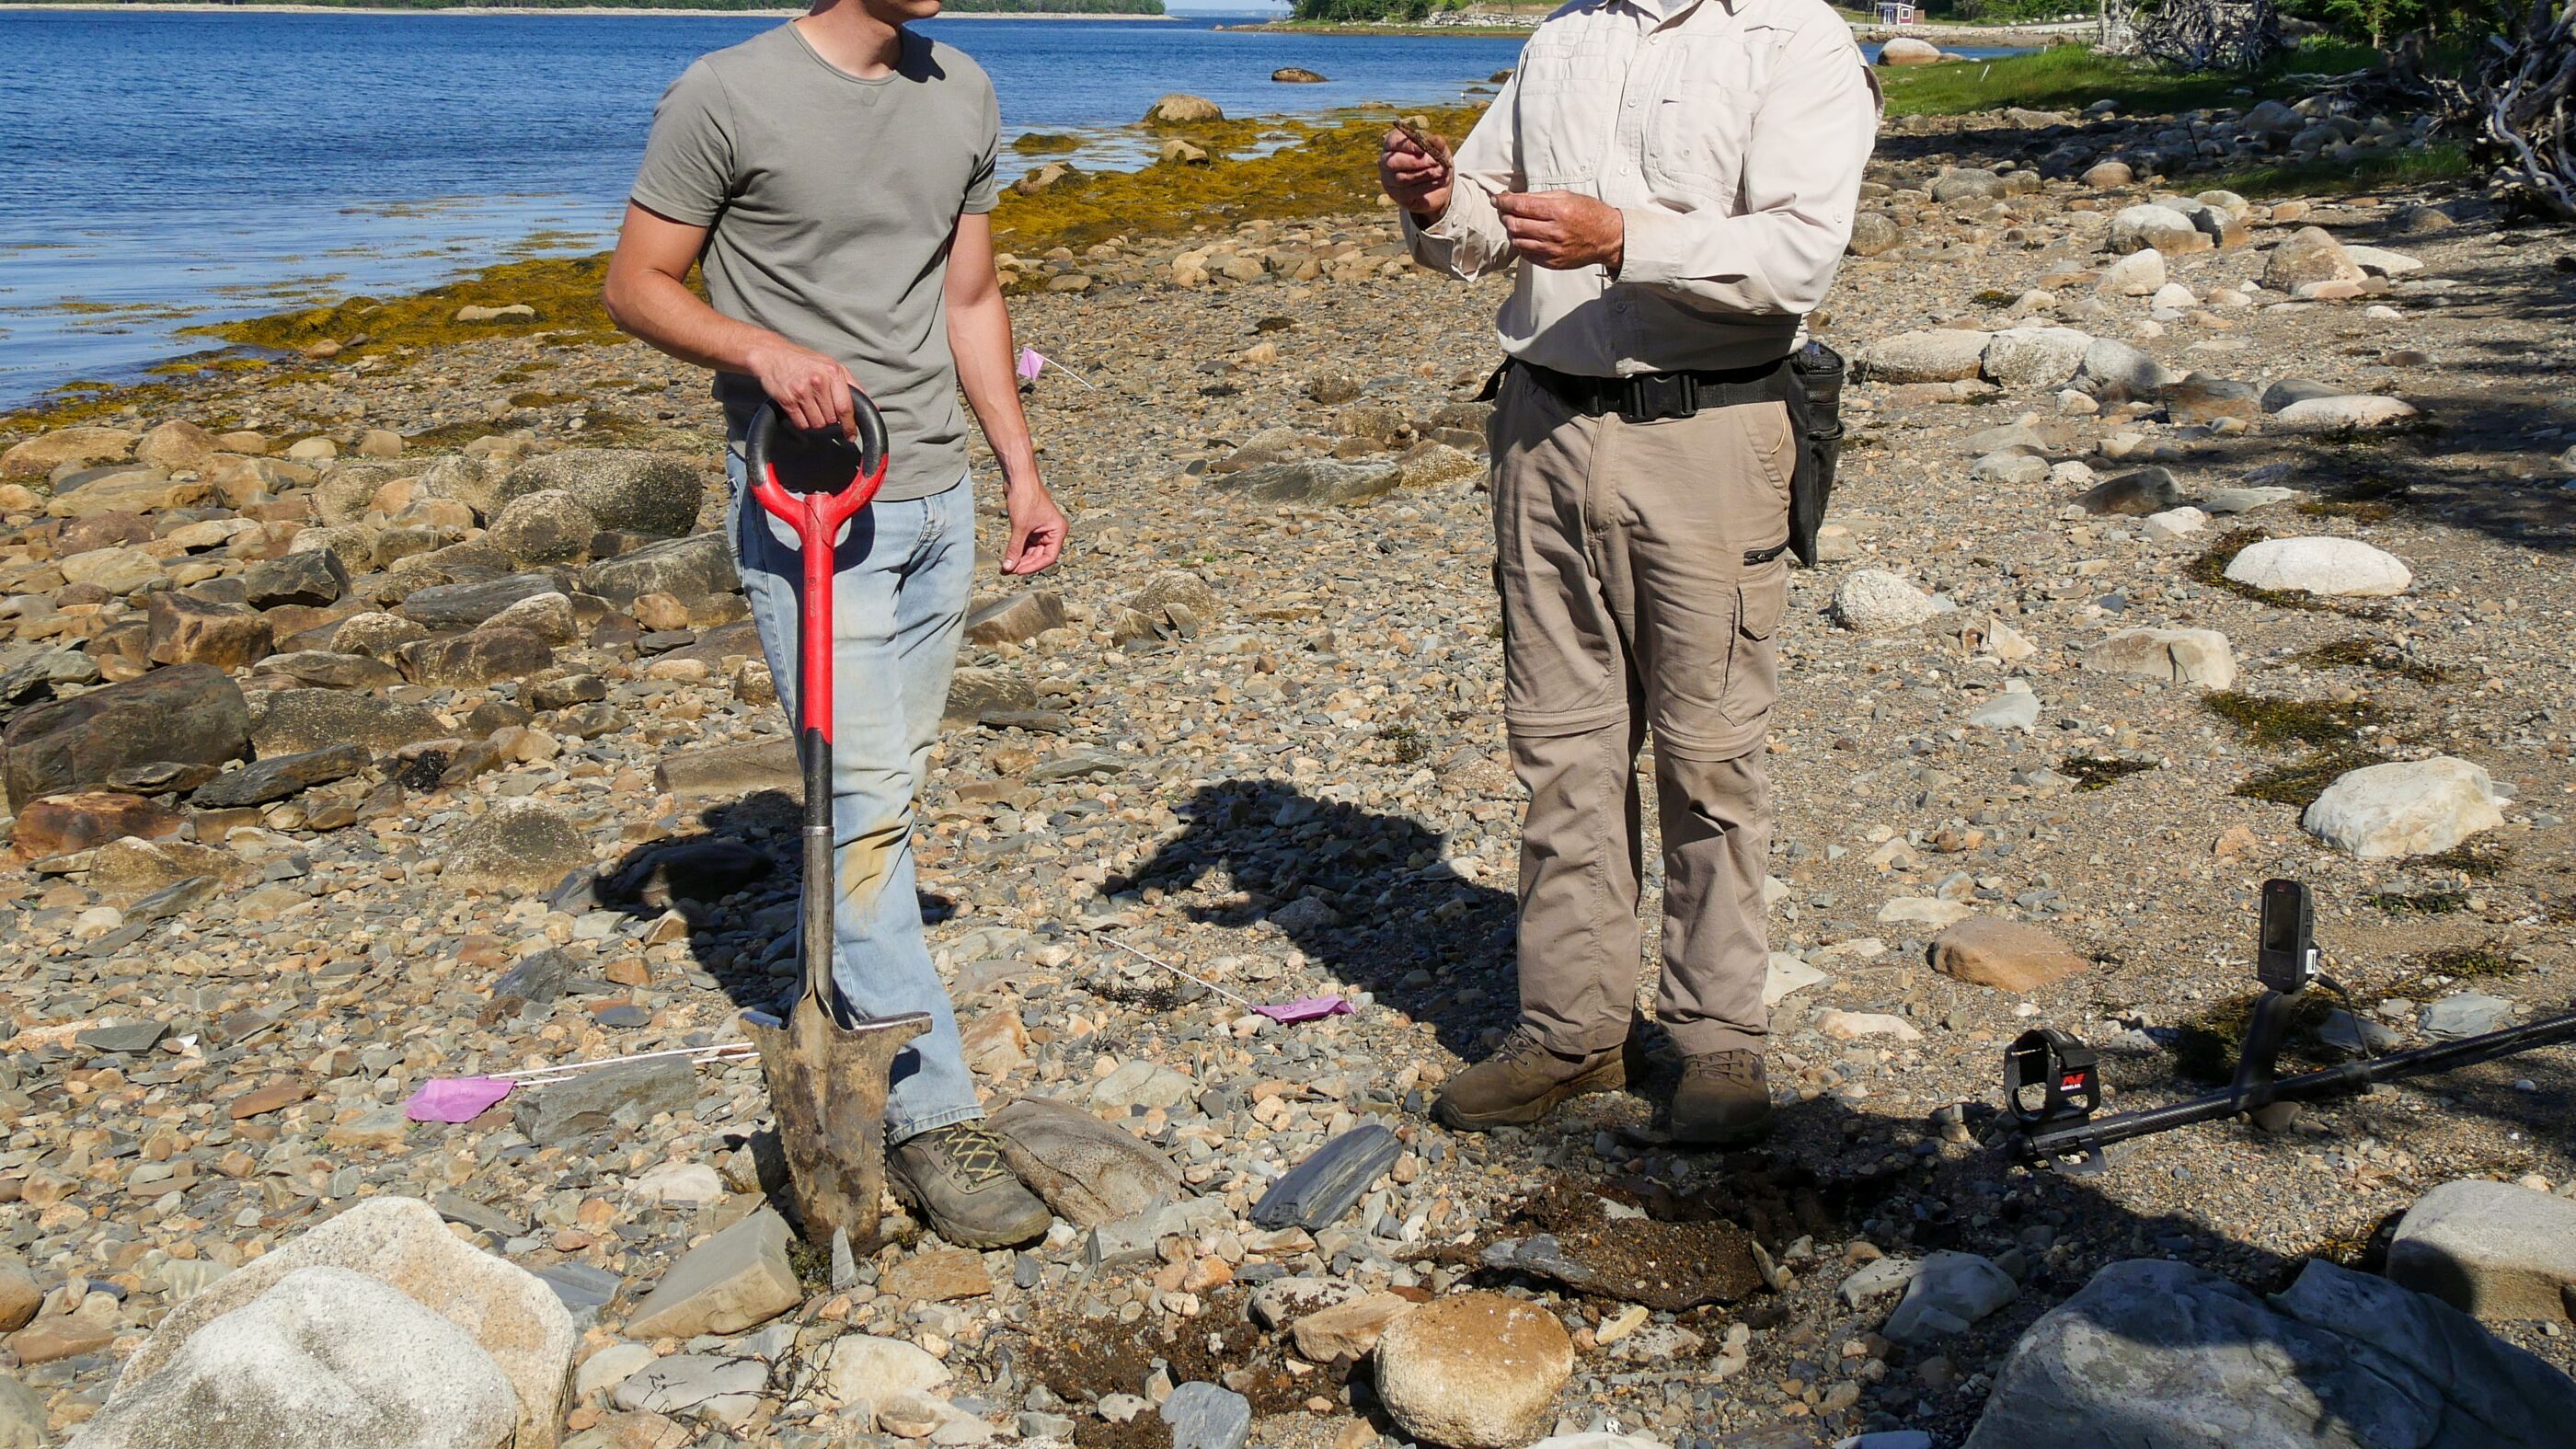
top-left (6, 0), bottom-right (1170, 10)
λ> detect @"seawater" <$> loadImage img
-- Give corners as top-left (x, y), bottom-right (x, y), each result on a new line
top-left (0, 10), bottom-right (2003, 404)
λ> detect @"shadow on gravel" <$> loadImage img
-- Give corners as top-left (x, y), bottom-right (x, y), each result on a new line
top-left (593, 788), bottom-right (802, 1016)
top-left (1105, 776), bottom-right (1524, 1059)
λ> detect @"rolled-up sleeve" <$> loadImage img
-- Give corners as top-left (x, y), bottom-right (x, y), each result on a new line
top-left (1617, 20), bottom-right (1879, 315)
top-left (1404, 70), bottom-right (1525, 282)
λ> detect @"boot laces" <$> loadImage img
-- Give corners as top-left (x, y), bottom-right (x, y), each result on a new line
top-left (915, 1122), bottom-right (1014, 1190)
top-left (1685, 1050), bottom-right (1761, 1087)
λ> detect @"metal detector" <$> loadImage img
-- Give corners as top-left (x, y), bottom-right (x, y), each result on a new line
top-left (2005, 879), bottom-right (2576, 1174)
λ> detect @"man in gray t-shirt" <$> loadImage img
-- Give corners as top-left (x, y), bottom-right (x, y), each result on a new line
top-left (606, 0), bottom-right (1066, 1249)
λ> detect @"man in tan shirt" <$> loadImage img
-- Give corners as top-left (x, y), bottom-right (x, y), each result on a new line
top-left (1383, 0), bottom-right (1877, 1143)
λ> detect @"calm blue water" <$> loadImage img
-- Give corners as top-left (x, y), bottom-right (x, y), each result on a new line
top-left (0, 11), bottom-right (1995, 406)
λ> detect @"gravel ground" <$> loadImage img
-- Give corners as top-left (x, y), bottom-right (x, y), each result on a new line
top-left (5, 98), bottom-right (2576, 1449)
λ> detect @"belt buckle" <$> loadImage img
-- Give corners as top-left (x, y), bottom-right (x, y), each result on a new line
top-left (1618, 372), bottom-right (1696, 424)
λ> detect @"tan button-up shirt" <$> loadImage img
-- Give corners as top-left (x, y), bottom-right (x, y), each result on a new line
top-left (1407, 0), bottom-right (1880, 377)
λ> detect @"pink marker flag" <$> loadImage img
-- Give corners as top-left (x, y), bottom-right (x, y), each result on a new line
top-left (1016, 346), bottom-right (1045, 384)
top-left (404, 1075), bottom-right (514, 1123)
top-left (1252, 996), bottom-right (1353, 1024)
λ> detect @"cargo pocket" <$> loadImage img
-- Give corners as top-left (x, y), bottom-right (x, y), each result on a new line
top-left (1720, 558), bottom-right (1788, 728)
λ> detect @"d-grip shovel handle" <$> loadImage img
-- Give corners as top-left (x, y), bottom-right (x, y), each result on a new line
top-left (743, 385), bottom-right (889, 743)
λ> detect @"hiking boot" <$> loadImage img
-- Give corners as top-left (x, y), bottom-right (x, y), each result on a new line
top-left (888, 1121), bottom-right (1051, 1248)
top-left (1671, 1049), bottom-right (1774, 1145)
top-left (1432, 1027), bottom-right (1626, 1132)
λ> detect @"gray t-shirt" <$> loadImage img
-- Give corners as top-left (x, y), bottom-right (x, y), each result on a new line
top-left (631, 24), bottom-right (1000, 501)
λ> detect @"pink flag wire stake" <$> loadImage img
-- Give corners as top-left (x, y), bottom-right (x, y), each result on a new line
top-left (1087, 926), bottom-right (1352, 1024)
top-left (1016, 345), bottom-right (1100, 391)
top-left (403, 1042), bottom-right (757, 1123)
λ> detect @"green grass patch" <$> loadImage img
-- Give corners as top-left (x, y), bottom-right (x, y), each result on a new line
top-left (2199, 143), bottom-right (2471, 201)
top-left (2174, 988), bottom-right (2343, 1084)
top-left (2062, 754), bottom-right (2156, 791)
top-left (1877, 40), bottom-right (2380, 121)
top-left (2235, 747), bottom-right (2389, 807)
top-left (2421, 837), bottom-right (2514, 879)
top-left (1377, 723), bottom-right (1432, 765)
top-left (2294, 638), bottom-right (2447, 684)
top-left (2366, 888), bottom-right (2469, 914)
top-left (2202, 691), bottom-right (2383, 749)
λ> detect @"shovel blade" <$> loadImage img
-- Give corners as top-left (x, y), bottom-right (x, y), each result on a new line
top-left (745, 998), bottom-right (932, 1248)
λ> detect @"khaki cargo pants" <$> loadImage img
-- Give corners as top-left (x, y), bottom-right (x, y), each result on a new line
top-left (1489, 365), bottom-right (1793, 1059)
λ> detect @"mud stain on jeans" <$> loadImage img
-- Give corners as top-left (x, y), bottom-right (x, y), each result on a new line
top-left (837, 823), bottom-right (903, 914)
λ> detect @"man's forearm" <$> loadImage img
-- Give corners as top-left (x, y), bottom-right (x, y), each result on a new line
top-left (947, 290), bottom-right (1040, 490)
top-left (604, 269), bottom-right (788, 377)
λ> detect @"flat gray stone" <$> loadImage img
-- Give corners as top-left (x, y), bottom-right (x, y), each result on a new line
top-left (2420, 992), bottom-right (2513, 1041)
top-left (1964, 1257), bottom-right (2576, 1448)
top-left (2388, 1179), bottom-right (2576, 1324)
top-left (624, 1206), bottom-right (801, 1340)
top-left (1161, 1381), bottom-right (1252, 1449)
top-left (1883, 1250), bottom-right (2016, 1344)
top-left (511, 1056), bottom-right (696, 1144)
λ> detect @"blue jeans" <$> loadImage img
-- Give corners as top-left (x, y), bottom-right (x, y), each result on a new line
top-left (725, 445), bottom-right (982, 1144)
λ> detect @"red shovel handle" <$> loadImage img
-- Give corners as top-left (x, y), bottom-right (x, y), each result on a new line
top-left (743, 387), bottom-right (890, 742)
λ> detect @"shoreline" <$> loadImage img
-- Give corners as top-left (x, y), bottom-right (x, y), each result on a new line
top-left (0, 4), bottom-right (1179, 17)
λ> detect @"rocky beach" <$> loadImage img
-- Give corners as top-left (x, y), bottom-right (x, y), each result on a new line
top-left (5, 58), bottom-right (2576, 1449)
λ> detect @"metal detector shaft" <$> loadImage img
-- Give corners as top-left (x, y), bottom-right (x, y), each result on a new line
top-left (2023, 1006), bottom-right (2576, 1164)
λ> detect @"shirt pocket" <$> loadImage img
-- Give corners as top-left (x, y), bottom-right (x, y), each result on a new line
top-left (1642, 29), bottom-right (1778, 202)
top-left (1516, 32), bottom-right (1625, 189)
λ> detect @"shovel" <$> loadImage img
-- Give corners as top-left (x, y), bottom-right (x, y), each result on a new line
top-left (739, 385), bottom-right (932, 1251)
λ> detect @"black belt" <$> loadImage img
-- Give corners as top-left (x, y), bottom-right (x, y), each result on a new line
top-left (1493, 355), bottom-right (1793, 425)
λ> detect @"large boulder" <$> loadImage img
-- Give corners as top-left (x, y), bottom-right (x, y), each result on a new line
top-left (2, 426), bottom-right (134, 478)
top-left (2083, 627), bottom-right (2237, 689)
top-left (1856, 329), bottom-right (1990, 385)
top-left (2388, 1179), bottom-right (2576, 1325)
top-left (1846, 212), bottom-right (1903, 257)
top-left (1878, 36), bottom-right (1942, 64)
top-left (75, 1267), bottom-right (519, 1449)
top-left (1831, 569), bottom-right (1938, 634)
top-left (2110, 203), bottom-right (2210, 254)
top-left (580, 532), bottom-right (737, 607)
top-left (485, 489), bottom-right (599, 566)
top-left (2264, 225), bottom-right (2366, 290)
top-left (144, 593), bottom-right (274, 672)
top-left (1144, 93), bottom-right (1224, 123)
top-left (441, 799), bottom-right (592, 894)
top-left (2076, 336), bottom-right (2184, 394)
top-left (1982, 328), bottom-right (2093, 390)
top-left (3, 664), bottom-right (248, 811)
top-left (494, 450), bottom-right (703, 537)
top-left (100, 1197), bottom-right (573, 1449)
top-left (2271, 395), bottom-right (2421, 431)
top-left (1962, 1258), bottom-right (2576, 1448)
top-left (1374, 1293), bottom-right (1573, 1448)
top-left (399, 627), bottom-right (554, 688)
top-left (2224, 536), bottom-right (2411, 596)
top-left (1931, 918), bottom-right (2090, 994)
top-left (2303, 757), bottom-right (2504, 859)
top-left (401, 571), bottom-right (572, 631)
top-left (250, 688), bottom-right (444, 756)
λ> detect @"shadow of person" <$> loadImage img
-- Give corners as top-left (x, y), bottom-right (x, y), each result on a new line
top-left (592, 788), bottom-right (803, 1016)
top-left (1104, 776), bottom-right (1527, 1060)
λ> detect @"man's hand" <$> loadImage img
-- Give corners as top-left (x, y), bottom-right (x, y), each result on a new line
top-left (1000, 477), bottom-right (1068, 576)
top-left (746, 335), bottom-right (860, 439)
top-left (1380, 129), bottom-right (1452, 222)
top-left (1498, 191), bottom-right (1625, 272)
